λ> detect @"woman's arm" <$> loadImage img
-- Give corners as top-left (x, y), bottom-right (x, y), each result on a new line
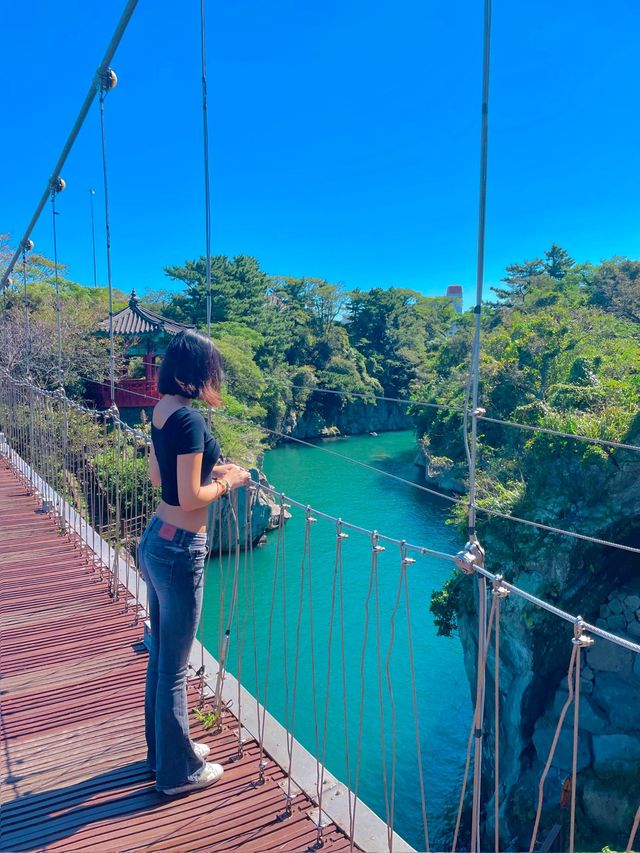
top-left (149, 444), bottom-right (162, 487)
top-left (177, 453), bottom-right (249, 511)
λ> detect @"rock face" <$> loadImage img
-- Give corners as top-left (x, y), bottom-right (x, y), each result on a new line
top-left (415, 442), bottom-right (467, 493)
top-left (283, 399), bottom-right (412, 439)
top-left (452, 440), bottom-right (640, 850)
top-left (466, 582), bottom-right (640, 848)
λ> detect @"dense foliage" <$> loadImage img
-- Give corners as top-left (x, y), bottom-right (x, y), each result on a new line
top-left (157, 256), bottom-right (457, 434)
top-left (0, 234), bottom-right (123, 396)
top-left (418, 247), bottom-right (640, 634)
top-left (3, 235), bottom-right (640, 586)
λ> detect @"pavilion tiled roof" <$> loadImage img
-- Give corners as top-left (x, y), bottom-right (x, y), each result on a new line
top-left (98, 290), bottom-right (195, 336)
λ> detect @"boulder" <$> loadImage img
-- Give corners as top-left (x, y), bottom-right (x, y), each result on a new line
top-left (609, 598), bottom-right (624, 615)
top-left (577, 696), bottom-right (608, 734)
top-left (592, 672), bottom-right (640, 730)
top-left (592, 734), bottom-right (640, 768)
top-left (607, 614), bottom-right (626, 632)
top-left (627, 620), bottom-right (640, 639)
top-left (532, 720), bottom-right (591, 772)
top-left (586, 640), bottom-right (633, 675)
top-left (624, 594), bottom-right (640, 612)
top-left (581, 665), bottom-right (594, 681)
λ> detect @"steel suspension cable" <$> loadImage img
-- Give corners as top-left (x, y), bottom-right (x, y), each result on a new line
top-left (98, 70), bottom-right (118, 406)
top-left (199, 0), bottom-right (213, 340)
top-left (9, 371), bottom-right (640, 663)
top-left (21, 247), bottom-right (31, 376)
top-left (20, 371), bottom-right (640, 564)
top-left (1, 0), bottom-right (140, 290)
top-left (226, 371), bottom-right (640, 456)
top-left (79, 374), bottom-right (640, 558)
top-left (50, 183), bottom-right (64, 386)
top-left (466, 2), bottom-right (492, 841)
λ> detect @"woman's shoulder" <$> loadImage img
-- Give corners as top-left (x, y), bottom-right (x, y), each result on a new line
top-left (153, 404), bottom-right (204, 431)
top-left (175, 405), bottom-right (206, 430)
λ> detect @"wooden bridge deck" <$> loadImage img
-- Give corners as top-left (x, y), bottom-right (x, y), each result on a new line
top-left (0, 460), bottom-right (354, 852)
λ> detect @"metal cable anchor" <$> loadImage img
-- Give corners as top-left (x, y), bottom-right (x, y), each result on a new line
top-left (400, 540), bottom-right (416, 568)
top-left (371, 530), bottom-right (385, 553)
top-left (572, 617), bottom-right (594, 648)
top-left (492, 573), bottom-right (509, 598)
top-left (336, 518), bottom-right (349, 540)
top-left (455, 537), bottom-right (485, 575)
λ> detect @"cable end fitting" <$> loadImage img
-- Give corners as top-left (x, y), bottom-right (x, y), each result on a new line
top-left (371, 531), bottom-right (385, 553)
top-left (492, 574), bottom-right (509, 598)
top-left (455, 539), bottom-right (485, 575)
top-left (50, 176), bottom-right (66, 194)
top-left (572, 617), bottom-right (594, 648)
top-left (100, 66), bottom-right (118, 92)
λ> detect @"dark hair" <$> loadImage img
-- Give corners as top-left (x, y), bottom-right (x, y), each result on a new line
top-left (158, 330), bottom-right (224, 406)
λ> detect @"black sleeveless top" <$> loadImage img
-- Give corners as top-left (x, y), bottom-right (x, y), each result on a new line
top-left (152, 406), bottom-right (221, 507)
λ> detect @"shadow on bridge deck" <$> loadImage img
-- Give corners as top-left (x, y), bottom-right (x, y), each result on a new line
top-left (0, 461), bottom-right (354, 852)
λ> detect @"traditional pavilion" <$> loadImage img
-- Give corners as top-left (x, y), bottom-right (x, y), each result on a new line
top-left (86, 290), bottom-right (194, 411)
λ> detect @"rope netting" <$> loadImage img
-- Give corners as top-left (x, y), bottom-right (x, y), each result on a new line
top-left (1, 373), bottom-right (639, 852)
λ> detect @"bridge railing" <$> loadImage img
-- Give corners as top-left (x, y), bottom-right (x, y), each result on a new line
top-left (0, 373), bottom-right (428, 852)
top-left (2, 371), bottom-right (640, 853)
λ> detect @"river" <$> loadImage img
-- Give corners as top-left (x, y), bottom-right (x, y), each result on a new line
top-left (201, 429), bottom-right (472, 850)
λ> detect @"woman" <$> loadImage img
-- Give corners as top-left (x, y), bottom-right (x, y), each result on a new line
top-left (138, 330), bottom-right (250, 795)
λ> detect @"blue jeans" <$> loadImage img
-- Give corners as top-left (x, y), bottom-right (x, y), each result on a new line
top-left (138, 514), bottom-right (208, 790)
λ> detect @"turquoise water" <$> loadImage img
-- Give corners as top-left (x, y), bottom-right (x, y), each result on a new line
top-left (201, 430), bottom-right (472, 850)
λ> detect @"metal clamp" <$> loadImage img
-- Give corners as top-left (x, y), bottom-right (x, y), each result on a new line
top-left (400, 540), bottom-right (416, 568)
top-left (336, 518), bottom-right (349, 541)
top-left (572, 617), bottom-right (594, 648)
top-left (371, 531), bottom-right (385, 553)
top-left (455, 538), bottom-right (485, 575)
top-left (492, 574), bottom-right (509, 598)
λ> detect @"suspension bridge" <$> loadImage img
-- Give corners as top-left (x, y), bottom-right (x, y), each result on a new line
top-left (2, 1), bottom-right (640, 852)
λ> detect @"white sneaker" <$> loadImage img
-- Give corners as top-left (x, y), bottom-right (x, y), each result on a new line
top-left (193, 742), bottom-right (211, 761)
top-left (159, 761), bottom-right (224, 796)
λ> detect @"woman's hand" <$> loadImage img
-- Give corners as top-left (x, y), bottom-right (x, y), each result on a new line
top-left (177, 455), bottom-right (251, 510)
top-left (224, 466), bottom-right (251, 490)
top-left (212, 463), bottom-right (244, 478)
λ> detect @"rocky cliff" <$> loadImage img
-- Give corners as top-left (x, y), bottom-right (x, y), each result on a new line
top-left (425, 438), bottom-right (640, 850)
top-left (283, 398), bottom-right (413, 439)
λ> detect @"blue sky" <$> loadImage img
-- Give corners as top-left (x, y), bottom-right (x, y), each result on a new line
top-left (2, 0), bottom-right (639, 305)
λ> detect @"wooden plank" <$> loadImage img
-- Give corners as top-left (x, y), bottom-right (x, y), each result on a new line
top-left (0, 460), bottom-right (356, 852)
